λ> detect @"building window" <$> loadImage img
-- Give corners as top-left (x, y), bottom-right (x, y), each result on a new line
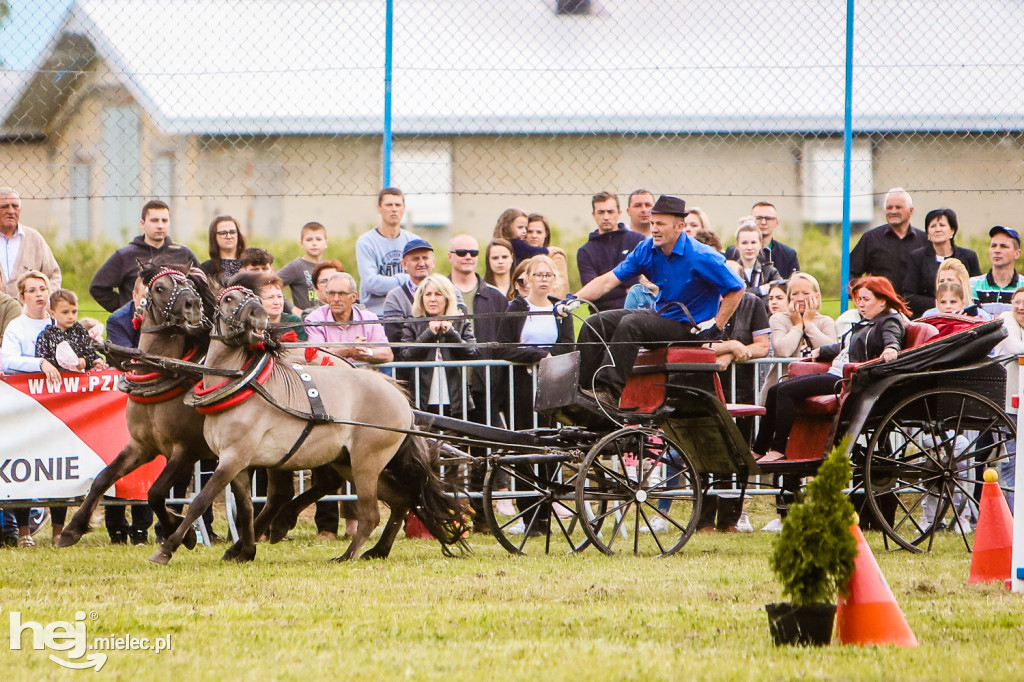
top-left (801, 138), bottom-right (873, 225)
top-left (390, 138), bottom-right (453, 227)
top-left (102, 104), bottom-right (142, 241)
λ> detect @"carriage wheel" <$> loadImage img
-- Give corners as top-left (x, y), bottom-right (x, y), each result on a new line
top-left (482, 455), bottom-right (593, 555)
top-left (864, 388), bottom-right (1015, 553)
top-left (576, 427), bottom-right (701, 557)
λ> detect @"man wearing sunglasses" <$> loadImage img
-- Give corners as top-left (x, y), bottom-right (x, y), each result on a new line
top-left (447, 233), bottom-right (507, 393)
top-left (0, 188), bottom-right (62, 298)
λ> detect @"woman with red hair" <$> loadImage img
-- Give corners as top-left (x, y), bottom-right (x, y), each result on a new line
top-left (754, 276), bottom-right (909, 461)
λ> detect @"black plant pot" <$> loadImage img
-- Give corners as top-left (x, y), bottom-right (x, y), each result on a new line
top-left (765, 602), bottom-right (836, 646)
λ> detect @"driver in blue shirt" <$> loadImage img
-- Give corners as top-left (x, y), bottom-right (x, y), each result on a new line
top-left (567, 195), bottom-right (744, 403)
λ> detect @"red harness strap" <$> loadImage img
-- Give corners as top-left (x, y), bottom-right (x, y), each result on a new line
top-left (125, 345), bottom-right (201, 404)
top-left (193, 355), bottom-right (276, 414)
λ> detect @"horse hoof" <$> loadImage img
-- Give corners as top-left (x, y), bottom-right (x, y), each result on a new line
top-left (182, 527), bottom-right (197, 551)
top-left (328, 554), bottom-right (353, 563)
top-left (359, 550), bottom-right (389, 560)
top-left (221, 543), bottom-right (242, 561)
top-left (148, 549), bottom-right (172, 565)
top-left (55, 531), bottom-right (80, 548)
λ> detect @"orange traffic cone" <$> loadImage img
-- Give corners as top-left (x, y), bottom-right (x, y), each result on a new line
top-left (836, 523), bottom-right (918, 647)
top-left (968, 469), bottom-right (1014, 585)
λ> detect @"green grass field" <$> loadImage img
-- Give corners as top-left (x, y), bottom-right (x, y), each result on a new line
top-left (2, 502), bottom-right (1020, 681)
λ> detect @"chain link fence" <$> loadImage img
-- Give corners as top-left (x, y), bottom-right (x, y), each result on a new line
top-left (2, 0), bottom-right (1023, 249)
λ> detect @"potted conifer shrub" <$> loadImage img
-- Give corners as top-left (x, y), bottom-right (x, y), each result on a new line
top-left (766, 440), bottom-right (858, 645)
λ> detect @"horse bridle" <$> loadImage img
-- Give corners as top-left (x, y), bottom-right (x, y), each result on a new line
top-left (212, 285), bottom-right (269, 346)
top-left (139, 268), bottom-right (210, 333)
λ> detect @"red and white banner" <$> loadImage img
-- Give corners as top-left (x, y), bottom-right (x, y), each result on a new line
top-left (0, 369), bottom-right (164, 501)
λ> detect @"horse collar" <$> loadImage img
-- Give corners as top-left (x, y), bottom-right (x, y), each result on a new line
top-left (122, 345), bottom-right (202, 403)
top-left (188, 352), bottom-right (275, 414)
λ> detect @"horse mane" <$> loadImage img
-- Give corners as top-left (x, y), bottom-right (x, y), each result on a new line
top-left (138, 256), bottom-right (189, 285)
top-left (186, 268), bottom-right (219, 324)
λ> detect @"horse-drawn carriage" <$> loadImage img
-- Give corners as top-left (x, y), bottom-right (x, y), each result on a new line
top-left (67, 266), bottom-right (1016, 564)
top-left (421, 314), bottom-right (1014, 557)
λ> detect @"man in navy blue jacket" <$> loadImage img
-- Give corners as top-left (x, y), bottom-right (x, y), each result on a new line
top-left (576, 192), bottom-right (645, 311)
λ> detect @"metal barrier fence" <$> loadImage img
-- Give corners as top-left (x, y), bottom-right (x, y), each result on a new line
top-left (2, 1), bottom-right (1023, 244)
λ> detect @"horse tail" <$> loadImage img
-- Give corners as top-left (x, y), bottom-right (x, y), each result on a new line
top-left (389, 434), bottom-right (469, 557)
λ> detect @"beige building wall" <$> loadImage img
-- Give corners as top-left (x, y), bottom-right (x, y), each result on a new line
top-left (4, 78), bottom-right (1024, 252)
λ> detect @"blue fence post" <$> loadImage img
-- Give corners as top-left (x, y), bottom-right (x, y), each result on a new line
top-left (840, 0), bottom-right (855, 312)
top-left (382, 0), bottom-right (394, 187)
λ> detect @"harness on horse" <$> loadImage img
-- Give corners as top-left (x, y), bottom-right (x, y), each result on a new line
top-left (120, 345), bottom-right (202, 403)
top-left (138, 268), bottom-right (211, 334)
top-left (118, 268), bottom-right (212, 402)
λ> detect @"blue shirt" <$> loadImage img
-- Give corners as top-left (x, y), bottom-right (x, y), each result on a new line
top-left (613, 234), bottom-right (743, 323)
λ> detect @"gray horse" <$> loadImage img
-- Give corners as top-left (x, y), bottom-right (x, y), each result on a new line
top-left (149, 276), bottom-right (467, 564)
top-left (58, 263), bottom-right (218, 550)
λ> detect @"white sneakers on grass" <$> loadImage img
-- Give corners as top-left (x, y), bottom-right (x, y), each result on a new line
top-left (735, 512), bottom-right (754, 533)
top-left (761, 518), bottom-right (784, 532)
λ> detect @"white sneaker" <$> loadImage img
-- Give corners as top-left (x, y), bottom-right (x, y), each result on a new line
top-left (761, 518), bottom-right (784, 532)
top-left (495, 499), bottom-right (516, 517)
top-left (640, 515), bottom-right (669, 533)
top-left (735, 512), bottom-right (754, 533)
top-left (506, 520), bottom-right (526, 535)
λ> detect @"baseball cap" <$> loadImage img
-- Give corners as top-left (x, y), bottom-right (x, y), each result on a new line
top-left (402, 239), bottom-right (434, 256)
top-left (989, 225), bottom-right (1020, 247)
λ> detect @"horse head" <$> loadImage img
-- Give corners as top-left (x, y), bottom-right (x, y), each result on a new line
top-left (214, 283), bottom-right (270, 348)
top-left (138, 262), bottom-right (210, 334)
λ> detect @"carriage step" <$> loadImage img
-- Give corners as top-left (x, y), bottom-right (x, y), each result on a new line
top-left (726, 403), bottom-right (766, 418)
top-left (753, 457), bottom-right (824, 475)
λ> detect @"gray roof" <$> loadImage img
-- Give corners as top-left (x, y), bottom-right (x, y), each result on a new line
top-left (3, 0), bottom-right (1024, 137)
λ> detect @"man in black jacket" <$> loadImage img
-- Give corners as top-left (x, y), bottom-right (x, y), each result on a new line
top-left (89, 200), bottom-right (198, 313)
top-left (724, 201), bottom-right (801, 279)
top-left (849, 188), bottom-right (926, 286)
top-left (577, 191), bottom-right (645, 311)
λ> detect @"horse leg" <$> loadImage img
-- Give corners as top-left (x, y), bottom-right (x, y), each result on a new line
top-left (149, 461), bottom-right (245, 565)
top-left (331, 475), bottom-right (380, 563)
top-left (58, 441), bottom-right (153, 547)
top-left (359, 477), bottom-right (412, 560)
top-left (147, 447), bottom-right (200, 550)
top-left (253, 469), bottom-right (294, 542)
top-left (222, 472), bottom-right (257, 562)
top-left (267, 467), bottom-right (343, 543)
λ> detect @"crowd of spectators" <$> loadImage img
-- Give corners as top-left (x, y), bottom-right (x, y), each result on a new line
top-left (1, 183), bottom-right (1021, 544)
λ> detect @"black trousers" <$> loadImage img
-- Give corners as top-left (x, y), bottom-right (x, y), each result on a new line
top-left (754, 373), bottom-right (842, 454)
top-left (104, 504), bottom-right (154, 536)
top-left (577, 309), bottom-right (696, 392)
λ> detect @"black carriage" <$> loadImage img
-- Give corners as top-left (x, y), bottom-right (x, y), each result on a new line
top-left (418, 314), bottom-right (1015, 558)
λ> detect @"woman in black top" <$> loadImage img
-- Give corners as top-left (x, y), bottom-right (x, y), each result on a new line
top-left (397, 274), bottom-right (478, 417)
top-left (902, 208), bottom-right (981, 318)
top-left (495, 255), bottom-right (575, 430)
top-left (199, 215), bottom-right (247, 285)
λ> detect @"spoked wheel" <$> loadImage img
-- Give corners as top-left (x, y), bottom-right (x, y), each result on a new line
top-left (864, 388), bottom-right (1015, 553)
top-left (576, 427), bottom-right (701, 557)
top-left (482, 454), bottom-right (593, 555)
